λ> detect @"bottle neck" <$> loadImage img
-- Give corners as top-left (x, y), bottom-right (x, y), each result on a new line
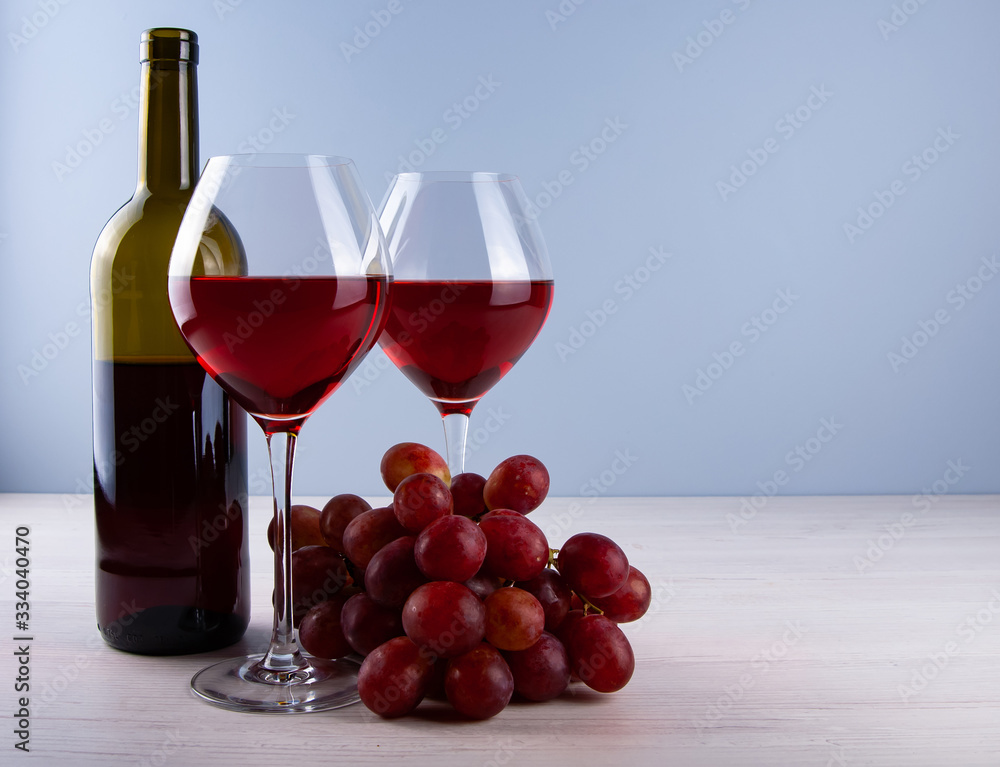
top-left (137, 59), bottom-right (198, 195)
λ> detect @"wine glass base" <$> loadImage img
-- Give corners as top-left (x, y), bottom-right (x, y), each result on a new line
top-left (190, 653), bottom-right (361, 713)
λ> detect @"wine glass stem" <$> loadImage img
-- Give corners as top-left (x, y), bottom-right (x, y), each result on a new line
top-left (262, 430), bottom-right (308, 678)
top-left (441, 412), bottom-right (470, 477)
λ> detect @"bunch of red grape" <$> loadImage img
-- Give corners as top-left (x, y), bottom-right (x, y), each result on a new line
top-left (274, 442), bottom-right (650, 720)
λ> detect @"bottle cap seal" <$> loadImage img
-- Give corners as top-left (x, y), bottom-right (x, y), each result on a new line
top-left (140, 28), bottom-right (198, 63)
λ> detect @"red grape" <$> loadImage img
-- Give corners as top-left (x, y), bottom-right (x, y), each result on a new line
top-left (554, 608), bottom-right (586, 646)
top-left (364, 536), bottom-right (427, 609)
top-left (480, 509), bottom-right (522, 520)
top-left (414, 515), bottom-right (487, 582)
top-left (393, 473), bottom-right (454, 533)
top-left (464, 568), bottom-right (502, 602)
top-left (567, 614), bottom-right (635, 693)
top-left (342, 506), bottom-right (407, 569)
top-left (298, 594), bottom-right (352, 660)
top-left (516, 568), bottom-right (573, 632)
top-left (483, 587), bottom-right (545, 651)
top-left (402, 581), bottom-right (485, 659)
top-left (319, 493), bottom-right (371, 553)
top-left (380, 442), bottom-right (450, 492)
top-left (450, 472), bottom-right (487, 518)
top-left (483, 455), bottom-right (549, 514)
top-left (291, 545), bottom-right (349, 622)
top-left (588, 566), bottom-right (651, 623)
top-left (341, 592), bottom-right (404, 656)
top-left (358, 636), bottom-right (434, 718)
top-left (556, 532), bottom-right (629, 599)
top-left (266, 504), bottom-right (325, 552)
top-left (444, 643), bottom-right (514, 720)
top-left (504, 632), bottom-right (570, 702)
top-left (479, 513), bottom-right (549, 582)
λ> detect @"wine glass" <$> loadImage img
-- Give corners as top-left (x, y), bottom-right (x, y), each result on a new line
top-left (377, 172), bottom-right (553, 476)
top-left (168, 154), bottom-right (390, 712)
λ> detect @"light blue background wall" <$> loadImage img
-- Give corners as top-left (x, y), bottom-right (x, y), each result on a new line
top-left (1, 0), bottom-right (998, 499)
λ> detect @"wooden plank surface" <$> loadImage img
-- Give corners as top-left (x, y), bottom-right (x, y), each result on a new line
top-left (0, 493), bottom-right (998, 766)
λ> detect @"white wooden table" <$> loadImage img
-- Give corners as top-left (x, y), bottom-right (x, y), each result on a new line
top-left (1, 493), bottom-right (998, 766)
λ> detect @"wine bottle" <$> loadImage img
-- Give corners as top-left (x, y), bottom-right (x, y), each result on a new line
top-left (90, 28), bottom-right (250, 654)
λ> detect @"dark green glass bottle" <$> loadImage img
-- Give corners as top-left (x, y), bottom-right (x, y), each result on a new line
top-left (90, 29), bottom-right (250, 654)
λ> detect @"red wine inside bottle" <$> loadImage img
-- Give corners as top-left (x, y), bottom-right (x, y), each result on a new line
top-left (90, 28), bottom-right (249, 654)
top-left (93, 359), bottom-right (249, 652)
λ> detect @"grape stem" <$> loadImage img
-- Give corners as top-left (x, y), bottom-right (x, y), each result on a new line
top-left (578, 593), bottom-right (604, 617)
top-left (341, 553), bottom-right (361, 588)
top-left (545, 546), bottom-right (603, 615)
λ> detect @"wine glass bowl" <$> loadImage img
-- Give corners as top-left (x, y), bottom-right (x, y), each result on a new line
top-left (168, 154), bottom-right (390, 712)
top-left (170, 155), bottom-right (389, 435)
top-left (377, 172), bottom-right (553, 475)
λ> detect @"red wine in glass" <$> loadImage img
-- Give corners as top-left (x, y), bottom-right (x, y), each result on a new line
top-left (380, 279), bottom-right (553, 416)
top-left (170, 275), bottom-right (388, 432)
